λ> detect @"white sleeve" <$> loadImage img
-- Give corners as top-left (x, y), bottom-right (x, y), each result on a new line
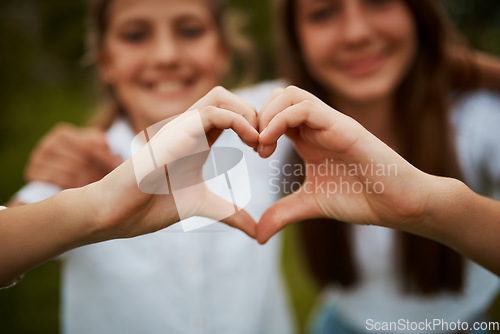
top-left (472, 92), bottom-right (500, 187)
top-left (481, 103), bottom-right (500, 186)
top-left (454, 90), bottom-right (500, 194)
top-left (15, 181), bottom-right (63, 204)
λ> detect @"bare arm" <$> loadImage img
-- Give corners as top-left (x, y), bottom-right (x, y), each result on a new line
top-left (0, 189), bottom-right (99, 287)
top-left (0, 87), bottom-right (259, 287)
top-left (415, 177), bottom-right (500, 276)
top-left (256, 86), bottom-right (500, 276)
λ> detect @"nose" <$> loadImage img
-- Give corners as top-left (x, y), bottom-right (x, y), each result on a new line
top-left (341, 1), bottom-right (373, 48)
top-left (148, 30), bottom-right (180, 67)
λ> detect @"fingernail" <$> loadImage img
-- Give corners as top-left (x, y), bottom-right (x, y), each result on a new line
top-left (258, 144), bottom-right (265, 153)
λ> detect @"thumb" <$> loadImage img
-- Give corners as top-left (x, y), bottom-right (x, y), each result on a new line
top-left (257, 190), bottom-right (321, 244)
top-left (220, 209), bottom-right (257, 239)
top-left (190, 189), bottom-right (256, 238)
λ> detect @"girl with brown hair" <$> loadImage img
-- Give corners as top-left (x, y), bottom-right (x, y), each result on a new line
top-left (11, 0), bottom-right (294, 333)
top-left (264, 0), bottom-right (500, 332)
top-left (16, 0), bottom-right (500, 332)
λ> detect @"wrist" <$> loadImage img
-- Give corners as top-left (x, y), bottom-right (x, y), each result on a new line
top-left (75, 165), bottom-right (145, 242)
top-left (48, 187), bottom-right (106, 248)
top-left (410, 176), bottom-right (469, 242)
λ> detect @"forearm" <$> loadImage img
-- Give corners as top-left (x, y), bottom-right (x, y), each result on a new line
top-left (406, 176), bottom-right (500, 275)
top-left (0, 188), bottom-right (99, 286)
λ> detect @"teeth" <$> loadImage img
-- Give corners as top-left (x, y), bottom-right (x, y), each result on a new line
top-left (156, 81), bottom-right (183, 93)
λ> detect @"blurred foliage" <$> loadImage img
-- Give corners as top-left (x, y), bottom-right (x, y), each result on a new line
top-left (0, 0), bottom-right (499, 333)
top-left (0, 0), bottom-right (94, 206)
top-left (443, 0), bottom-right (500, 54)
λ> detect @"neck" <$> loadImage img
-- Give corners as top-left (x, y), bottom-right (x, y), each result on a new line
top-left (330, 94), bottom-right (396, 146)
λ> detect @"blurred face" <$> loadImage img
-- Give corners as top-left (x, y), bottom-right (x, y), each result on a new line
top-left (295, 0), bottom-right (417, 105)
top-left (100, 0), bottom-right (229, 131)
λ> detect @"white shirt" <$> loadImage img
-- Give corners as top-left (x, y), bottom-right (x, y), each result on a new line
top-left (18, 82), bottom-right (499, 333)
top-left (16, 81), bottom-right (295, 334)
top-left (325, 90), bottom-right (500, 333)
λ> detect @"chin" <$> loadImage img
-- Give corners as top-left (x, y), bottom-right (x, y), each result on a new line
top-left (155, 101), bottom-right (194, 117)
top-left (346, 80), bottom-right (396, 104)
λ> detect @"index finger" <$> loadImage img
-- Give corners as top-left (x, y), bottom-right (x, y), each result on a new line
top-left (188, 86), bottom-right (258, 129)
top-left (258, 86), bottom-right (325, 133)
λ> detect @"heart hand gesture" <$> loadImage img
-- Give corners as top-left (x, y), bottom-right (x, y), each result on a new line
top-left (256, 86), bottom-right (430, 244)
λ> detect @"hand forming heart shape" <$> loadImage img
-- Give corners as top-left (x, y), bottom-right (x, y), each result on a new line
top-left (90, 85), bottom-right (431, 245)
top-left (87, 86), bottom-right (260, 241)
top-left (253, 85), bottom-right (431, 244)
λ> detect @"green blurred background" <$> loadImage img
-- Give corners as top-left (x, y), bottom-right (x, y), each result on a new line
top-left (0, 0), bottom-right (499, 333)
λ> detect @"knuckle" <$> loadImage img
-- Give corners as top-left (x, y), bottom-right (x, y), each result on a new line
top-left (53, 122), bottom-right (73, 135)
top-left (87, 128), bottom-right (107, 144)
top-left (36, 140), bottom-right (54, 156)
top-left (29, 154), bottom-right (44, 167)
top-left (85, 127), bottom-right (100, 137)
top-left (210, 86), bottom-right (228, 95)
top-left (272, 87), bottom-right (285, 95)
top-left (44, 132), bottom-right (60, 145)
top-left (234, 113), bottom-right (246, 122)
top-left (200, 105), bottom-right (218, 114)
top-left (284, 85), bottom-right (300, 94)
top-left (300, 99), bottom-right (315, 109)
top-left (65, 160), bottom-right (80, 172)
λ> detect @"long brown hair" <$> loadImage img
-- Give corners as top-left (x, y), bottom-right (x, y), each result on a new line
top-left (275, 0), bottom-right (479, 294)
top-left (84, 0), bottom-right (257, 129)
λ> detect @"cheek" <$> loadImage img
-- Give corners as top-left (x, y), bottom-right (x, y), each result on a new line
top-left (379, 8), bottom-right (417, 68)
top-left (189, 41), bottom-right (227, 82)
top-left (300, 27), bottom-right (335, 73)
top-left (106, 48), bottom-right (145, 83)
top-left (393, 27), bottom-right (417, 85)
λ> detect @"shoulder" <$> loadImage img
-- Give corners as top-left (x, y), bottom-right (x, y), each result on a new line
top-left (452, 90), bottom-right (500, 125)
top-left (452, 90), bottom-right (500, 144)
top-left (232, 80), bottom-right (287, 111)
top-left (452, 90), bottom-right (500, 189)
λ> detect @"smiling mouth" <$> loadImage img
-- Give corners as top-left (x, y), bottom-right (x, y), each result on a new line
top-left (341, 54), bottom-right (386, 77)
top-left (145, 78), bottom-right (195, 95)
